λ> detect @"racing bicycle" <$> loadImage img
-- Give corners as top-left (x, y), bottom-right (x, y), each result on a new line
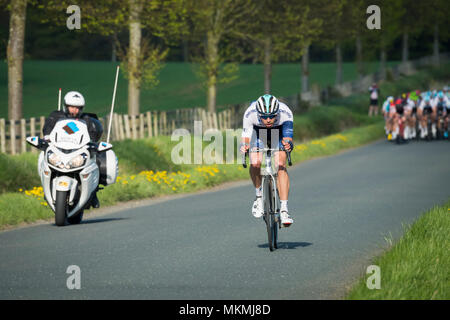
top-left (243, 146), bottom-right (292, 252)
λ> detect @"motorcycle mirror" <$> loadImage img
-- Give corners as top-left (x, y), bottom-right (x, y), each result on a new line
top-left (97, 141), bottom-right (113, 152)
top-left (26, 136), bottom-right (40, 148)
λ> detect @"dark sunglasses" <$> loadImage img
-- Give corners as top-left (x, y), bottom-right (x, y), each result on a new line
top-left (260, 114), bottom-right (277, 120)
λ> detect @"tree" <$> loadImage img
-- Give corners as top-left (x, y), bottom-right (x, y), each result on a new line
top-left (7, 0), bottom-right (28, 124)
top-left (186, 0), bottom-right (259, 113)
top-left (360, 0), bottom-right (403, 79)
top-left (416, 0), bottom-right (450, 65)
top-left (297, 0), bottom-right (341, 93)
top-left (238, 0), bottom-right (321, 93)
top-left (39, 0), bottom-right (187, 115)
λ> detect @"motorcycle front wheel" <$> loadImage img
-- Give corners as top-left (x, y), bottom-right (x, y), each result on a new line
top-left (55, 190), bottom-right (68, 226)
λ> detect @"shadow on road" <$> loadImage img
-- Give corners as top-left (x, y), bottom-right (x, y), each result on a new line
top-left (258, 242), bottom-right (312, 250)
top-left (80, 217), bottom-right (129, 225)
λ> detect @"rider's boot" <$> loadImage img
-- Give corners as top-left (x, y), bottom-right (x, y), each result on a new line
top-left (91, 190), bottom-right (100, 209)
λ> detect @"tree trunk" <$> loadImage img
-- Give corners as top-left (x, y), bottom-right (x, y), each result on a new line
top-left (301, 44), bottom-right (309, 93)
top-left (206, 31), bottom-right (219, 113)
top-left (111, 33), bottom-right (117, 62)
top-left (7, 0), bottom-right (27, 123)
top-left (356, 34), bottom-right (364, 79)
top-left (380, 46), bottom-right (387, 80)
top-left (182, 38), bottom-right (189, 62)
top-left (335, 42), bottom-right (343, 85)
top-left (128, 0), bottom-right (143, 116)
top-left (433, 24), bottom-right (439, 66)
top-left (401, 31), bottom-right (408, 63)
top-left (264, 38), bottom-right (272, 94)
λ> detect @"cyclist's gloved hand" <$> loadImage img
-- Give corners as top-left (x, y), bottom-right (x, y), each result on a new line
top-left (281, 138), bottom-right (293, 152)
top-left (240, 142), bottom-right (250, 154)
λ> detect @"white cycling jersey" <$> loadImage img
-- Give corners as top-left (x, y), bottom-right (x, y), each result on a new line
top-left (404, 99), bottom-right (415, 112)
top-left (431, 96), bottom-right (449, 109)
top-left (382, 100), bottom-right (391, 113)
top-left (419, 99), bottom-right (433, 110)
top-left (242, 101), bottom-right (294, 139)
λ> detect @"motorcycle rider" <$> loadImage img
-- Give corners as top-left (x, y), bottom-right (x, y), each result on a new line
top-left (43, 91), bottom-right (103, 208)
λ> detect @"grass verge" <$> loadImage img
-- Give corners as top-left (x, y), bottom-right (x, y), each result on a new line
top-left (346, 200), bottom-right (450, 300)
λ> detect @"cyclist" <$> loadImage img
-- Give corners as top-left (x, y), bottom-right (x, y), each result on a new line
top-left (392, 98), bottom-right (406, 142)
top-left (409, 90), bottom-right (421, 139)
top-left (418, 95), bottom-right (434, 139)
top-left (382, 96), bottom-right (395, 139)
top-left (432, 91), bottom-right (449, 138)
top-left (43, 91), bottom-right (103, 208)
top-left (240, 94), bottom-right (294, 227)
top-left (403, 93), bottom-right (415, 140)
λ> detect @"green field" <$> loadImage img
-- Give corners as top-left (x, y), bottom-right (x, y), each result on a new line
top-left (0, 60), bottom-right (398, 119)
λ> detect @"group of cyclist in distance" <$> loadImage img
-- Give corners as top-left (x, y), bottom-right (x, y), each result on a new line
top-left (379, 86), bottom-right (450, 143)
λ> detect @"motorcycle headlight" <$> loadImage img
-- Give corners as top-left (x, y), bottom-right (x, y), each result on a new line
top-left (68, 153), bottom-right (87, 169)
top-left (47, 151), bottom-right (62, 167)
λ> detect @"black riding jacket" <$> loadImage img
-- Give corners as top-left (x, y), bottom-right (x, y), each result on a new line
top-left (42, 110), bottom-right (103, 142)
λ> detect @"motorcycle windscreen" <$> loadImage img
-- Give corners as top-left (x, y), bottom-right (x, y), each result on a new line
top-left (49, 119), bottom-right (91, 150)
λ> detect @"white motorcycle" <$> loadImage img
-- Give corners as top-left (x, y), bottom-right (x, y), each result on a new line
top-left (26, 119), bottom-right (118, 226)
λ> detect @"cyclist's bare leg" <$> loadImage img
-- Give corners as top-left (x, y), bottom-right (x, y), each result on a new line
top-left (274, 151), bottom-right (289, 201)
top-left (249, 151), bottom-right (263, 189)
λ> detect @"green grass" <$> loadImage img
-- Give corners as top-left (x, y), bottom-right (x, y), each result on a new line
top-left (346, 200), bottom-right (450, 300)
top-left (0, 192), bottom-right (52, 226)
top-left (0, 60), bottom-right (398, 119)
top-left (0, 152), bottom-right (41, 193)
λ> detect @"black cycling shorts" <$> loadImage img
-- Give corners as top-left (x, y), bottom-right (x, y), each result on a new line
top-left (423, 106), bottom-right (432, 115)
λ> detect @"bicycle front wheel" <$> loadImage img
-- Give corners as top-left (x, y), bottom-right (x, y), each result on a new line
top-left (263, 178), bottom-right (277, 251)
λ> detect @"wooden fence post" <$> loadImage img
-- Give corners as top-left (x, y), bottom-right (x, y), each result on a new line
top-left (0, 119), bottom-right (5, 153)
top-left (124, 114), bottom-right (131, 139)
top-left (30, 117), bottom-right (36, 153)
top-left (118, 114), bottom-right (125, 140)
top-left (163, 111), bottom-right (168, 135)
top-left (21, 119), bottom-right (26, 153)
top-left (10, 120), bottom-right (16, 155)
top-left (153, 111), bottom-right (158, 136)
top-left (139, 113), bottom-right (145, 139)
top-left (213, 112), bottom-right (218, 130)
top-left (146, 111), bottom-right (153, 138)
top-left (130, 115), bottom-right (136, 140)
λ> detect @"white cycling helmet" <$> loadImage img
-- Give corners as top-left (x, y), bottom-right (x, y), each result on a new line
top-left (64, 91), bottom-right (85, 108)
top-left (256, 94), bottom-right (280, 116)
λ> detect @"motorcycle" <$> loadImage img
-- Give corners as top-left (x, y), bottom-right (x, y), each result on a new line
top-left (26, 119), bottom-right (118, 226)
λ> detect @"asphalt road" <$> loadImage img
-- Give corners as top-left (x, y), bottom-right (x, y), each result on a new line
top-left (1, 140), bottom-right (449, 300)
